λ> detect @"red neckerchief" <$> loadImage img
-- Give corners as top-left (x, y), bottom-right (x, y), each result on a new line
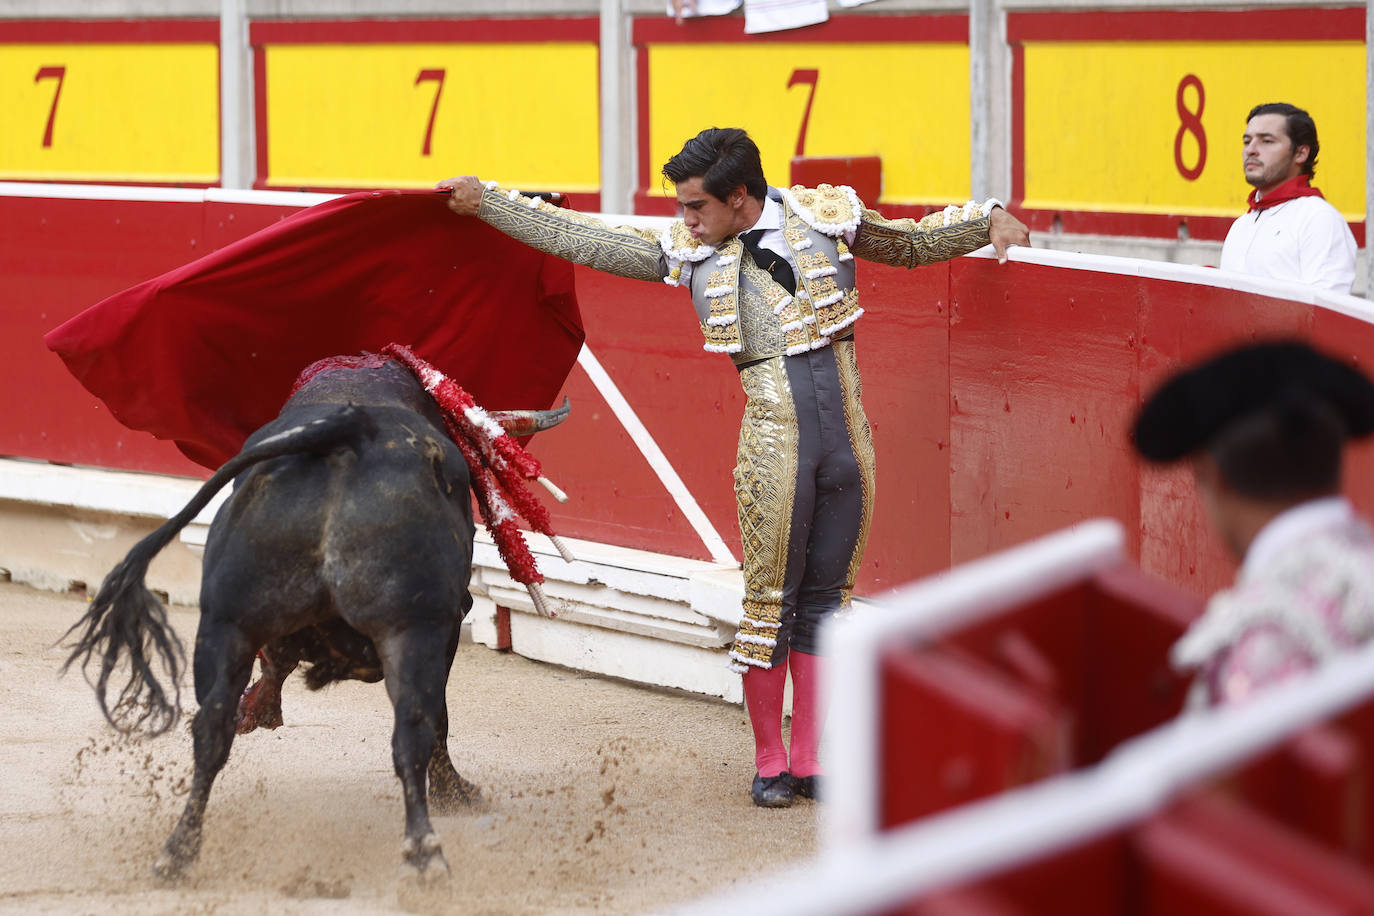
top-left (1248, 173), bottom-right (1325, 212)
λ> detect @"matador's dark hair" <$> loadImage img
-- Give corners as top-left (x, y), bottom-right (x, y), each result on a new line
top-left (662, 127), bottom-right (768, 203)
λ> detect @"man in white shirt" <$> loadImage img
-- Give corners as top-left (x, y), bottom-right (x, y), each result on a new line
top-left (1132, 341), bottom-right (1374, 708)
top-left (1219, 103), bottom-right (1357, 294)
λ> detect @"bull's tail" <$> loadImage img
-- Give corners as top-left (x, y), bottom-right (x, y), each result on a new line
top-left (61, 406), bottom-right (378, 736)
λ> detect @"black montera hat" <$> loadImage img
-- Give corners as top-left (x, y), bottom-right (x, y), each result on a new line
top-left (1133, 340), bottom-right (1374, 463)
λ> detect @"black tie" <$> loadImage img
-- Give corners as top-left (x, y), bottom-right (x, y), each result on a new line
top-left (740, 229), bottom-right (796, 295)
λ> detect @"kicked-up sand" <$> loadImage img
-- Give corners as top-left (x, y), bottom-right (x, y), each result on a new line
top-left (0, 580), bottom-right (817, 915)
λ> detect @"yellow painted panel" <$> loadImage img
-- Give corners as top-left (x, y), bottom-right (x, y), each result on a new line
top-left (0, 44), bottom-right (219, 183)
top-left (646, 43), bottom-right (970, 205)
top-left (264, 44), bottom-right (600, 190)
top-left (1023, 42), bottom-right (1365, 219)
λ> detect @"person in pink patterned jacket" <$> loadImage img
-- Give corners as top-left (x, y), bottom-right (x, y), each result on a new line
top-left (1133, 341), bottom-right (1374, 708)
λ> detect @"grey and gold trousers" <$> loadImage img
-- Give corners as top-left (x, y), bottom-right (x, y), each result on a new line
top-left (728, 339), bottom-right (876, 671)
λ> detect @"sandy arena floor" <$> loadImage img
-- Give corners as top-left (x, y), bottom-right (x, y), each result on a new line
top-left (0, 580), bottom-right (817, 914)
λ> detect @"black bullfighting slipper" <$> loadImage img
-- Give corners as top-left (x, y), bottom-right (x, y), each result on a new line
top-left (789, 774), bottom-right (822, 800)
top-left (751, 772), bottom-right (795, 808)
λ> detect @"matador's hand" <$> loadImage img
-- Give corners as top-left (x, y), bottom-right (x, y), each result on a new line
top-left (436, 176), bottom-right (485, 217)
top-left (988, 207), bottom-right (1031, 264)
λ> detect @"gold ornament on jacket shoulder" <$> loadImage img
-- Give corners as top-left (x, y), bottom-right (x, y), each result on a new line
top-left (785, 184), bottom-right (860, 234)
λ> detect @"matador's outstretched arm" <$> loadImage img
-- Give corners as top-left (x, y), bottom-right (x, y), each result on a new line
top-left (850, 200), bottom-right (1029, 267)
top-left (442, 177), bottom-right (668, 283)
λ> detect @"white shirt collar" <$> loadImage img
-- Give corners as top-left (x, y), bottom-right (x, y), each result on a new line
top-left (745, 195), bottom-right (784, 234)
top-left (1240, 495), bottom-right (1353, 579)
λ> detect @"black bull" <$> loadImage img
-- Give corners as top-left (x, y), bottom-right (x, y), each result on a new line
top-left (62, 360), bottom-right (568, 883)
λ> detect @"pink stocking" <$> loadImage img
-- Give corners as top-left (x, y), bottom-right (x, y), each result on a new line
top-left (742, 662), bottom-right (789, 777)
top-left (788, 650), bottom-right (824, 778)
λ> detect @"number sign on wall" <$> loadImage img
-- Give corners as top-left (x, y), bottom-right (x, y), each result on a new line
top-left (1011, 10), bottom-right (1366, 236)
top-left (255, 21), bottom-right (602, 193)
top-left (0, 24), bottom-right (220, 185)
top-left (634, 17), bottom-right (972, 209)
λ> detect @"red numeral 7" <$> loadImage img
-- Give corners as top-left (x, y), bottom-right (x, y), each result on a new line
top-left (415, 68), bottom-right (445, 157)
top-left (35, 65), bottom-right (66, 148)
top-left (787, 68), bottom-right (819, 158)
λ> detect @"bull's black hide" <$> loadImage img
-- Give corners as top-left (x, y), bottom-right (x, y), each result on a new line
top-left (63, 360), bottom-right (519, 885)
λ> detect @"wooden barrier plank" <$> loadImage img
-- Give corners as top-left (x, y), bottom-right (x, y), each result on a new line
top-left (0, 195), bottom-right (210, 475)
top-left (947, 259), bottom-right (1143, 565)
top-left (1136, 280), bottom-right (1313, 598)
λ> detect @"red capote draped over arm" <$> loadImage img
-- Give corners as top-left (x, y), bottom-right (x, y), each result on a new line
top-left (44, 189), bottom-right (584, 470)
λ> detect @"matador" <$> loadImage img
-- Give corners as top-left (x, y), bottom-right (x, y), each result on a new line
top-left (443, 127), bottom-right (1030, 807)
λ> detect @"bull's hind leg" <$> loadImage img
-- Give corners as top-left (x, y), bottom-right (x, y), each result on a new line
top-left (377, 624), bottom-right (454, 883)
top-left (236, 641), bottom-right (299, 734)
top-left (153, 622), bottom-right (256, 882)
top-left (428, 621), bottom-right (481, 814)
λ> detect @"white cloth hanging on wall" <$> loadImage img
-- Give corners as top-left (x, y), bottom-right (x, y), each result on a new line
top-left (743, 0), bottom-right (829, 33)
top-left (666, 0), bottom-right (742, 20)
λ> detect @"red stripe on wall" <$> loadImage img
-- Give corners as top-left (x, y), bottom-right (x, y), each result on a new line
top-left (214, 38), bottom-right (224, 185)
top-left (1019, 209), bottom-right (1366, 246)
top-left (250, 18), bottom-right (600, 44)
top-left (1007, 8), bottom-right (1364, 43)
top-left (0, 177), bottom-right (217, 190)
top-left (633, 14), bottom-right (967, 45)
top-left (636, 41), bottom-right (653, 210)
top-left (253, 45), bottom-right (269, 189)
top-left (1011, 44), bottom-right (1025, 206)
top-left (1024, 210), bottom-right (1236, 244)
top-left (0, 19), bottom-right (219, 42)
top-left (634, 192), bottom-right (675, 217)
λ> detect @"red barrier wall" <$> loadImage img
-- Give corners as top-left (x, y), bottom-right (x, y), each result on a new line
top-left (4, 192), bottom-right (1372, 597)
top-left (1, 194), bottom-right (302, 477)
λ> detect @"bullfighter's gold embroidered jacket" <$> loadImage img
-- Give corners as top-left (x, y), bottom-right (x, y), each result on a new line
top-left (474, 182), bottom-right (998, 364)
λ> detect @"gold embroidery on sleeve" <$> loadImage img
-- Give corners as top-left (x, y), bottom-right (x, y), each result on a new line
top-left (477, 189), bottom-right (666, 282)
top-left (849, 209), bottom-right (992, 269)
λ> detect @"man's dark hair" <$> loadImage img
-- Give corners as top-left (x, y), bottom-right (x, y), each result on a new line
top-left (1248, 102), bottom-right (1319, 178)
top-left (662, 128), bottom-right (768, 202)
top-left (1208, 397), bottom-right (1344, 501)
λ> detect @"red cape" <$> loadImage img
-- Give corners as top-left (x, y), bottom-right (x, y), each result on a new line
top-left (45, 189), bottom-right (584, 470)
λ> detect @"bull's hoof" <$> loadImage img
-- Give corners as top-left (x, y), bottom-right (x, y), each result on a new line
top-left (397, 834), bottom-right (450, 909)
top-left (400, 832), bottom-right (448, 874)
top-left (151, 849), bottom-right (191, 885)
top-left (153, 828), bottom-right (201, 884)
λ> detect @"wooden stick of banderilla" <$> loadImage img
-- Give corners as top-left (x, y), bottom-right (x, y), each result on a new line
top-left (536, 476), bottom-right (567, 503)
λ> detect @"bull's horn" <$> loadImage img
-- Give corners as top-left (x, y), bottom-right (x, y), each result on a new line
top-left (489, 397), bottom-right (571, 436)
